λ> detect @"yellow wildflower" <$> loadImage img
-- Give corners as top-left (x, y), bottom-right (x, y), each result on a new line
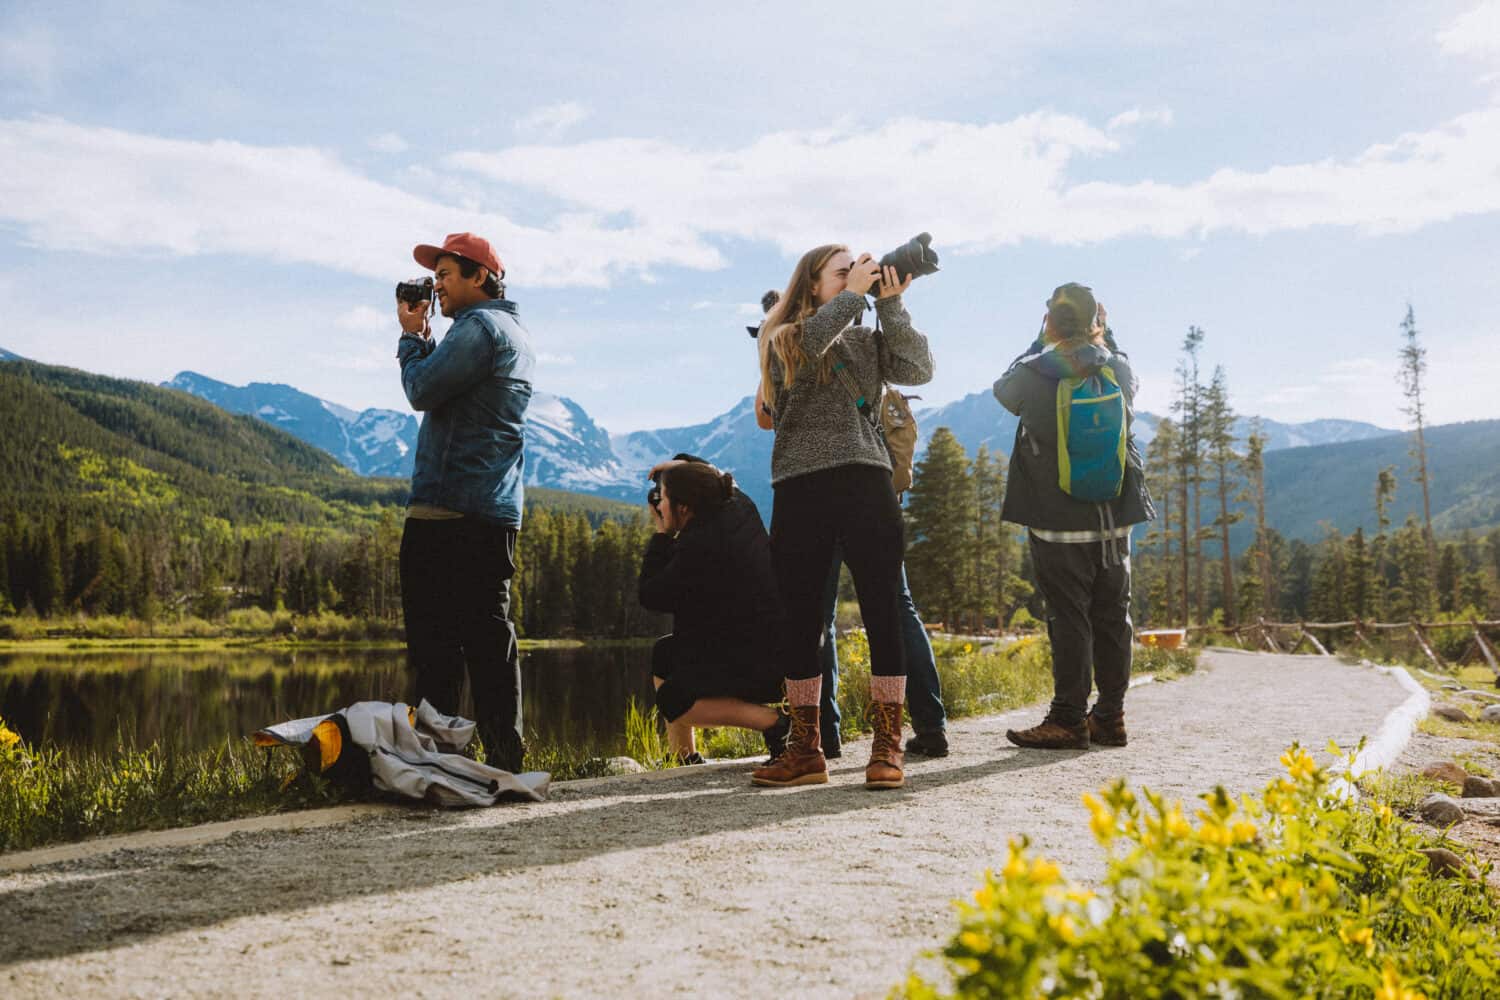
top-left (973, 880), bottom-right (998, 909)
top-left (1280, 746), bottom-right (1318, 783)
top-left (1375, 964), bottom-right (1426, 1000)
top-left (1196, 820), bottom-right (1234, 847)
top-left (1339, 924), bottom-right (1376, 958)
top-left (958, 930), bottom-right (992, 954)
top-left (1083, 793), bottom-right (1116, 842)
top-left (1029, 856), bottom-right (1061, 885)
top-left (1049, 913), bottom-right (1079, 944)
top-left (962, 642), bottom-right (973, 654)
top-left (1002, 844), bottom-right (1027, 880)
top-left (0, 723), bottom-right (20, 749)
top-left (1230, 820), bottom-right (1259, 844)
top-left (1375, 802), bottom-right (1394, 825)
top-left (1164, 805), bottom-right (1193, 841)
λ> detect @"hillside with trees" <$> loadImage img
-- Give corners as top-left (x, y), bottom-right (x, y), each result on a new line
top-left (0, 360), bottom-right (660, 637)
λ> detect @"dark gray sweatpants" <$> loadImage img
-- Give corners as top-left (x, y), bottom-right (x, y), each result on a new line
top-left (1028, 533), bottom-right (1133, 726)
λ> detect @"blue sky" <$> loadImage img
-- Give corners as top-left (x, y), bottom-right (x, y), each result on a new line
top-left (1, 1), bottom-right (1497, 433)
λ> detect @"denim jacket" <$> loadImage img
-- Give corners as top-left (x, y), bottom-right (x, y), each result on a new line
top-left (397, 299), bottom-right (535, 526)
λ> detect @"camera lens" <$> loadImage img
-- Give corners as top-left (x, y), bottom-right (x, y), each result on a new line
top-left (876, 232), bottom-right (940, 287)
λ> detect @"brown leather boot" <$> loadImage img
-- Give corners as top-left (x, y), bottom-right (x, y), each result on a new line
top-left (751, 705), bottom-right (827, 787)
top-left (1087, 711), bottom-right (1127, 747)
top-left (1006, 717), bottom-right (1089, 750)
top-left (865, 701), bottom-right (905, 789)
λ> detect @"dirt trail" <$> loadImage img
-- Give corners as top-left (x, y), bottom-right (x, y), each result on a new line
top-left (1, 651), bottom-right (1411, 998)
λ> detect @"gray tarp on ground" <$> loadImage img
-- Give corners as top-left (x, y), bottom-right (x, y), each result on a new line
top-left (256, 699), bottom-right (549, 807)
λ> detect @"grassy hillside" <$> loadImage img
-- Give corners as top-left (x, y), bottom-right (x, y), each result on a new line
top-left (0, 360), bottom-right (637, 529)
top-left (0, 361), bottom-right (408, 528)
top-left (1256, 419), bottom-right (1500, 543)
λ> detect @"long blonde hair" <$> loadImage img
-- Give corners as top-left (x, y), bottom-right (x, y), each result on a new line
top-left (757, 244), bottom-right (848, 417)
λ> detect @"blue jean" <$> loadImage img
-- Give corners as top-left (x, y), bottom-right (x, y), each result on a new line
top-left (818, 551), bottom-right (946, 753)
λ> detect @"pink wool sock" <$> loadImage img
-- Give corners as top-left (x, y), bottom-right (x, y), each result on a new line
top-left (870, 674), bottom-right (906, 704)
top-left (785, 677), bottom-right (822, 707)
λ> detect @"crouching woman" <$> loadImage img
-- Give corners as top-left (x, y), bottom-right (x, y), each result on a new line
top-left (638, 459), bottom-right (786, 763)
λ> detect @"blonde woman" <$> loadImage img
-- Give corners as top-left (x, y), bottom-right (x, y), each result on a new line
top-left (752, 245), bottom-right (933, 789)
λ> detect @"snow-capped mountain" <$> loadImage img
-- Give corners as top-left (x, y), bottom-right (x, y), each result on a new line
top-left (612, 396), bottom-right (776, 513)
top-left (164, 368), bottom-right (1400, 517)
top-left (0, 346), bottom-right (25, 361)
top-left (163, 371), bottom-right (637, 496)
top-left (164, 372), bottom-right (416, 477)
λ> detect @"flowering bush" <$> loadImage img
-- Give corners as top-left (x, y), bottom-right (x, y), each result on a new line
top-left (898, 743), bottom-right (1497, 999)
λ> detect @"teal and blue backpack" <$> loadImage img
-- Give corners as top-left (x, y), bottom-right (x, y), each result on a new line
top-left (1055, 366), bottom-right (1127, 502)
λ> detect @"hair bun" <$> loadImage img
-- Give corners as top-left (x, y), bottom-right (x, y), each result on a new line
top-left (719, 471), bottom-right (735, 498)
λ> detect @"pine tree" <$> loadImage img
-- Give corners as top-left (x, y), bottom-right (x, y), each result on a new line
top-left (1172, 329), bottom-right (1207, 623)
top-left (1310, 528), bottom-right (1348, 623)
top-left (1144, 418), bottom-right (1180, 624)
top-left (1435, 542), bottom-right (1460, 615)
top-left (34, 527), bottom-right (64, 617)
top-left (1203, 366), bottom-right (1241, 625)
top-left (1241, 422), bottom-right (1273, 620)
top-left (1345, 528), bottom-right (1374, 621)
top-left (1397, 304), bottom-right (1436, 608)
top-left (906, 427), bottom-right (975, 628)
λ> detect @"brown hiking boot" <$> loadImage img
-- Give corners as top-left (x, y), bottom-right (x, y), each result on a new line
top-left (865, 701), bottom-right (905, 789)
top-left (1006, 718), bottom-right (1089, 750)
top-left (751, 705), bottom-right (827, 787)
top-left (1087, 711), bottom-right (1127, 747)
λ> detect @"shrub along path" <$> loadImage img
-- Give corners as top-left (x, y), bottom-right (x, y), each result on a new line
top-left (1, 650), bottom-right (1411, 998)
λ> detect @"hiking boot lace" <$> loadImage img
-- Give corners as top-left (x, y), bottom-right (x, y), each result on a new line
top-left (867, 702), bottom-right (900, 761)
top-left (785, 707), bottom-right (814, 754)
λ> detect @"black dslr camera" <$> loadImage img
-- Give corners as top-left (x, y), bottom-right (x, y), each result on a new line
top-left (647, 471), bottom-right (663, 510)
top-left (872, 232), bottom-right (940, 289)
top-left (396, 277), bottom-right (434, 310)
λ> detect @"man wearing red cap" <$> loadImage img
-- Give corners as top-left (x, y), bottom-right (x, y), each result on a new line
top-left (396, 232), bottom-right (535, 773)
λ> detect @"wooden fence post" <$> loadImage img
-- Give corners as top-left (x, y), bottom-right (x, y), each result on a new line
top-left (1471, 622), bottom-right (1500, 679)
top-left (1409, 623), bottom-right (1444, 669)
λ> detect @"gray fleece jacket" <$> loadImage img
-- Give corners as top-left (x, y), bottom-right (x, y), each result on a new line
top-left (768, 290), bottom-right (933, 485)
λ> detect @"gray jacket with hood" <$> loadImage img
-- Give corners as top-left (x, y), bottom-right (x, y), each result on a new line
top-left (993, 334), bottom-right (1155, 533)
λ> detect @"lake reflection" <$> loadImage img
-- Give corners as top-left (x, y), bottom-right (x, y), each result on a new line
top-left (0, 644), bottom-right (657, 756)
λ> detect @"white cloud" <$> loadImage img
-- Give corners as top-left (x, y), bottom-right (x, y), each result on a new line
top-left (2, 96), bottom-right (1499, 293)
top-left (513, 101), bottom-right (590, 140)
top-left (1106, 106), bottom-right (1174, 132)
top-left (1438, 2), bottom-right (1500, 58)
top-left (367, 132), bottom-right (409, 154)
top-left (0, 117), bottom-right (721, 288)
top-left (335, 305), bottom-right (389, 332)
top-left (452, 104), bottom-right (1500, 254)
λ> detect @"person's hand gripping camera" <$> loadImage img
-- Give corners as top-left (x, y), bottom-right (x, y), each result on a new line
top-left (843, 255), bottom-right (913, 301)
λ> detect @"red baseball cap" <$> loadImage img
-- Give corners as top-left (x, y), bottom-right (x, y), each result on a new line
top-left (412, 232), bottom-right (505, 279)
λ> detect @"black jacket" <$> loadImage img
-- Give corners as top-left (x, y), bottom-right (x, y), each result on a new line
top-left (993, 335), bottom-right (1155, 531)
top-left (638, 490), bottom-right (783, 666)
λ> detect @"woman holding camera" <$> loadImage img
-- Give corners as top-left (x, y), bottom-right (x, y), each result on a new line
top-left (753, 246), bottom-right (933, 789)
top-left (638, 460), bottom-right (787, 762)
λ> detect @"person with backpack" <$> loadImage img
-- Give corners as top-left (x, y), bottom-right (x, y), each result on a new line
top-left (752, 245), bottom-right (934, 789)
top-left (752, 293), bottom-right (949, 761)
top-left (993, 284), bottom-right (1154, 750)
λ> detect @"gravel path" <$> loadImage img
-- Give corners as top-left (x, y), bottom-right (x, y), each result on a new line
top-left (1, 650), bottom-right (1410, 998)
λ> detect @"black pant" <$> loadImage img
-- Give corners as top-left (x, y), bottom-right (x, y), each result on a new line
top-left (1029, 534), bottom-right (1133, 726)
top-left (771, 465), bottom-right (906, 681)
top-left (400, 517), bottom-right (523, 771)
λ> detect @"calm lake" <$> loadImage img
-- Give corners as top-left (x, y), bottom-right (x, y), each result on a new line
top-left (0, 643), bottom-right (658, 756)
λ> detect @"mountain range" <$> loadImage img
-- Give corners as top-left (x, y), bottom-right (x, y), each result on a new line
top-left (156, 366), bottom-right (1421, 538)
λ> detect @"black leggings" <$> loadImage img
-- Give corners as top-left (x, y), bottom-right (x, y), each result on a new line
top-left (770, 464), bottom-right (906, 680)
